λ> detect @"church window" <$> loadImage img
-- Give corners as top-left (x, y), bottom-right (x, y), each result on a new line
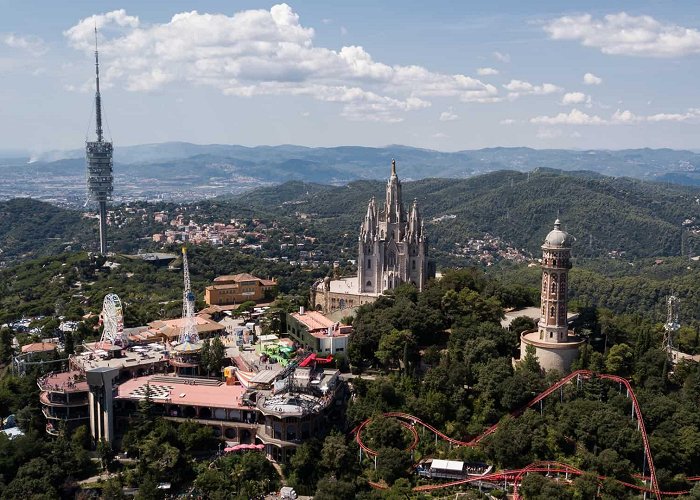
top-left (542, 273), bottom-right (548, 292)
top-left (412, 260), bottom-right (416, 270)
top-left (367, 259), bottom-right (371, 269)
top-left (550, 306), bottom-right (555, 318)
top-left (550, 275), bottom-right (557, 294)
top-left (366, 281), bottom-right (372, 288)
top-left (559, 276), bottom-right (566, 294)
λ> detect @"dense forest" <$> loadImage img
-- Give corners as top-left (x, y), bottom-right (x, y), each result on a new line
top-left (280, 271), bottom-right (700, 498)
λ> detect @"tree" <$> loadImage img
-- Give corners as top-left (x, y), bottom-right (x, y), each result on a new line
top-left (0, 327), bottom-right (13, 364)
top-left (375, 447), bottom-right (411, 485)
top-left (63, 330), bottom-right (75, 356)
top-left (208, 336), bottom-right (225, 376)
top-left (320, 431), bottom-right (353, 478)
top-left (199, 339), bottom-right (211, 375)
top-left (510, 316), bottom-right (537, 335)
top-left (376, 329), bottom-right (416, 371)
top-left (605, 343), bottom-right (633, 376)
top-left (97, 439), bottom-right (114, 471)
top-left (314, 477), bottom-right (356, 500)
top-left (520, 344), bottom-right (541, 374)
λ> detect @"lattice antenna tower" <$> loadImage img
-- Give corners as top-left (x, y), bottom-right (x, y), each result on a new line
top-left (99, 293), bottom-right (127, 348)
top-left (85, 26), bottom-right (113, 255)
top-left (179, 247), bottom-right (199, 344)
top-left (663, 295), bottom-right (680, 356)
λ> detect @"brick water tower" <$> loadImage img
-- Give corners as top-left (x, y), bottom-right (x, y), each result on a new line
top-left (520, 219), bottom-right (583, 372)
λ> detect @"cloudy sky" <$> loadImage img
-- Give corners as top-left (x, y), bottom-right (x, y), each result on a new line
top-left (2, 0), bottom-right (700, 153)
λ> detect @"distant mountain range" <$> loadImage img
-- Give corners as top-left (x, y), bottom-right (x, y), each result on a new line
top-left (3, 143), bottom-right (700, 205)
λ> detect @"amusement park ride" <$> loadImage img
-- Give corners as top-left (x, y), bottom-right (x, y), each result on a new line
top-left (98, 293), bottom-right (127, 348)
top-left (353, 369), bottom-right (699, 499)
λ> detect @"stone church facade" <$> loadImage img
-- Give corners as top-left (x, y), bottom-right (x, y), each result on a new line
top-left (312, 160), bottom-right (432, 314)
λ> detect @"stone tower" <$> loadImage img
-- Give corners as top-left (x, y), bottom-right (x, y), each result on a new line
top-left (538, 219), bottom-right (573, 343)
top-left (357, 160), bottom-right (427, 294)
top-left (520, 218), bottom-right (583, 373)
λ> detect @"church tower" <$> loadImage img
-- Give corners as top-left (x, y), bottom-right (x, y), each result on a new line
top-left (358, 160), bottom-right (428, 294)
top-left (538, 219), bottom-right (573, 343)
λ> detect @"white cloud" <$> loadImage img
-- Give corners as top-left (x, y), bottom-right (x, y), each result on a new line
top-left (583, 72), bottom-right (602, 85)
top-left (476, 67), bottom-right (498, 76)
top-left (503, 79), bottom-right (562, 99)
top-left (544, 12), bottom-right (700, 57)
top-left (531, 107), bottom-right (700, 126)
top-left (561, 92), bottom-right (591, 107)
top-left (439, 110), bottom-right (459, 121)
top-left (3, 33), bottom-right (47, 56)
top-left (500, 118), bottom-right (516, 125)
top-left (340, 26), bottom-right (348, 36)
top-left (493, 51), bottom-right (510, 63)
top-left (531, 109), bottom-right (606, 125)
top-left (64, 5), bottom-right (500, 122)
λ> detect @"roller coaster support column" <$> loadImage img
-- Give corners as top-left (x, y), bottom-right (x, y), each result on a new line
top-left (374, 455), bottom-right (377, 470)
top-left (642, 451), bottom-right (648, 500)
top-left (540, 399), bottom-right (543, 416)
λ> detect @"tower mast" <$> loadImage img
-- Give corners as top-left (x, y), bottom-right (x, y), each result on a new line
top-left (85, 27), bottom-right (113, 255)
top-left (179, 247), bottom-right (199, 345)
top-left (663, 295), bottom-right (680, 359)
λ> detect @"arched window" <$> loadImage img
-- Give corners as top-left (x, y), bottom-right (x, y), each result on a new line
top-left (367, 259), bottom-right (371, 269)
top-left (412, 260), bottom-right (416, 270)
top-left (559, 276), bottom-right (566, 294)
top-left (542, 272), bottom-right (548, 292)
top-left (550, 306), bottom-right (555, 318)
top-left (366, 281), bottom-right (372, 287)
top-left (550, 274), bottom-right (557, 294)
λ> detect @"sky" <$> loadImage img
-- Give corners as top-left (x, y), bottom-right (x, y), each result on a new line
top-left (1, 0), bottom-right (700, 153)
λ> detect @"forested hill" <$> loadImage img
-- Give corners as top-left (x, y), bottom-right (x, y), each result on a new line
top-left (2, 169), bottom-right (700, 265)
top-left (0, 198), bottom-right (93, 262)
top-left (239, 169), bottom-right (700, 258)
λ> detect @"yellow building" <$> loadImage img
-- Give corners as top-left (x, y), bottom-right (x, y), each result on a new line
top-left (205, 273), bottom-right (277, 306)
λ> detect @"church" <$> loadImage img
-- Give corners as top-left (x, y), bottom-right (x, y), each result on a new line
top-left (312, 160), bottom-right (433, 314)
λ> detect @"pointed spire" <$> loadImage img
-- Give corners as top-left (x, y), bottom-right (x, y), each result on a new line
top-left (94, 26), bottom-right (104, 143)
top-left (391, 158), bottom-right (396, 177)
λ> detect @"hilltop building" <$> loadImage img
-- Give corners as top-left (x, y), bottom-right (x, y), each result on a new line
top-left (287, 308), bottom-right (351, 355)
top-left (312, 160), bottom-right (433, 313)
top-left (519, 219), bottom-right (583, 372)
top-left (205, 273), bottom-right (277, 306)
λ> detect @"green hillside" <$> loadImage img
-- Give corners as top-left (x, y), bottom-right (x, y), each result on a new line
top-left (0, 198), bottom-right (93, 263)
top-left (242, 168), bottom-right (700, 259)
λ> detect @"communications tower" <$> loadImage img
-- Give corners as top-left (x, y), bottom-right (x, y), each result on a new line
top-left (85, 28), bottom-right (113, 255)
top-left (179, 247), bottom-right (199, 346)
top-left (663, 295), bottom-right (680, 358)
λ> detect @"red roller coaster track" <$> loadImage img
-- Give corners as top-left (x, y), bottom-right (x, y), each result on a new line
top-left (352, 369), bottom-right (696, 499)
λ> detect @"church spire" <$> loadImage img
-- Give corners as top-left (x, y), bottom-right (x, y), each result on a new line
top-left (385, 159), bottom-right (403, 224)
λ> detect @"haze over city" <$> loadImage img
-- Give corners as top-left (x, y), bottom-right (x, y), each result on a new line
top-left (2, 0), bottom-right (700, 153)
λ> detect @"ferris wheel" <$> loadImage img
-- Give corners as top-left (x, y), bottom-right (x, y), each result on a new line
top-left (99, 293), bottom-right (126, 347)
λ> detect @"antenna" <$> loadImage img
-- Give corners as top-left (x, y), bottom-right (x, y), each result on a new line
top-left (85, 25), bottom-right (113, 255)
top-left (663, 295), bottom-right (680, 359)
top-left (179, 247), bottom-right (199, 345)
top-left (94, 26), bottom-right (103, 142)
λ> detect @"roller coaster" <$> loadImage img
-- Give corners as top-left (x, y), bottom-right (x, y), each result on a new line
top-left (352, 369), bottom-right (700, 499)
